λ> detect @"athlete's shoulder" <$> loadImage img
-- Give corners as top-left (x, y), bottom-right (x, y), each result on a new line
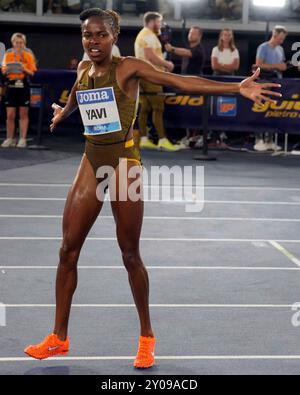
top-left (5, 48), bottom-right (13, 54)
top-left (78, 59), bottom-right (91, 71)
top-left (77, 60), bottom-right (90, 81)
top-left (119, 56), bottom-right (142, 67)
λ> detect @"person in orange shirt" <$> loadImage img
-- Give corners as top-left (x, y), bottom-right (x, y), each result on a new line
top-left (1, 33), bottom-right (37, 148)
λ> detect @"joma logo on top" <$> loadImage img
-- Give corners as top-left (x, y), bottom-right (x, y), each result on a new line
top-left (77, 89), bottom-right (110, 104)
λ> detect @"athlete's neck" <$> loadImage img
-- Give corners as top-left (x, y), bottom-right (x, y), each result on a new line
top-left (91, 55), bottom-right (113, 76)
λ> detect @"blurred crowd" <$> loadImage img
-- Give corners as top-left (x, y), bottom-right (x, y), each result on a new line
top-left (0, 0), bottom-right (243, 19)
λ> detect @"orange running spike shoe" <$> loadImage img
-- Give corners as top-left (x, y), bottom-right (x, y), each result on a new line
top-left (24, 333), bottom-right (69, 360)
top-left (134, 336), bottom-right (156, 369)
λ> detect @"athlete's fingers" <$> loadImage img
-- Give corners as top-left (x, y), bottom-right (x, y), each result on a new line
top-left (51, 103), bottom-right (61, 110)
top-left (261, 90), bottom-right (282, 97)
top-left (261, 83), bottom-right (281, 89)
top-left (50, 121), bottom-right (56, 133)
top-left (253, 95), bottom-right (263, 106)
top-left (260, 95), bottom-right (277, 103)
top-left (251, 67), bottom-right (260, 80)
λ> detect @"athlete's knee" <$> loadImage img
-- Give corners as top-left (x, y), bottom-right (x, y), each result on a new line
top-left (59, 240), bottom-right (80, 269)
top-left (121, 247), bottom-right (141, 272)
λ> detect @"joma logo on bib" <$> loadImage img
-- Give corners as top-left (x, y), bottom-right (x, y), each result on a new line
top-left (77, 90), bottom-right (110, 105)
top-left (76, 87), bottom-right (122, 136)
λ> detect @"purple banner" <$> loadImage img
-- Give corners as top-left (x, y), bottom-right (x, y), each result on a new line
top-left (25, 70), bottom-right (300, 136)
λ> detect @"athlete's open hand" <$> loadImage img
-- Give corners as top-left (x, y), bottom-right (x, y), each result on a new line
top-left (239, 68), bottom-right (282, 106)
top-left (50, 103), bottom-right (64, 133)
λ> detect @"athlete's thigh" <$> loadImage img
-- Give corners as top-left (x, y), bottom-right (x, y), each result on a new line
top-left (62, 154), bottom-right (103, 248)
top-left (110, 161), bottom-right (144, 248)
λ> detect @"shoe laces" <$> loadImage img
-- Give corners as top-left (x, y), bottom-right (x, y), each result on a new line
top-left (137, 339), bottom-right (153, 358)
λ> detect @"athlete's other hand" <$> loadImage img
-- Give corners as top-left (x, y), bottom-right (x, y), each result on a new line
top-left (239, 68), bottom-right (282, 106)
top-left (50, 103), bottom-right (63, 132)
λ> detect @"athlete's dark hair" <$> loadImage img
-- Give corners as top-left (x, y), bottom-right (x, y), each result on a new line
top-left (79, 8), bottom-right (121, 37)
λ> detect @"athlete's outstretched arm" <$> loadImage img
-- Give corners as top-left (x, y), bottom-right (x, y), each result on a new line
top-left (127, 57), bottom-right (282, 106)
top-left (50, 61), bottom-right (90, 132)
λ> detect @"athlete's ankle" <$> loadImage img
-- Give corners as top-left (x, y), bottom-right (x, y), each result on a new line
top-left (140, 330), bottom-right (155, 338)
top-left (53, 331), bottom-right (68, 342)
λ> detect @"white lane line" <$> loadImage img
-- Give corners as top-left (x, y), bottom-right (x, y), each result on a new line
top-left (0, 266), bottom-right (299, 271)
top-left (1, 183), bottom-right (300, 191)
top-left (2, 355), bottom-right (300, 362)
top-left (269, 241), bottom-right (300, 267)
top-left (1, 197), bottom-right (300, 205)
top-left (0, 237), bottom-right (299, 243)
top-left (0, 183), bottom-right (71, 187)
top-left (2, 304), bottom-right (295, 308)
top-left (1, 215), bottom-right (300, 223)
top-left (0, 197), bottom-right (66, 201)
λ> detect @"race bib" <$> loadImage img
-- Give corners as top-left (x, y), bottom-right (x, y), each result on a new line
top-left (76, 87), bottom-right (122, 136)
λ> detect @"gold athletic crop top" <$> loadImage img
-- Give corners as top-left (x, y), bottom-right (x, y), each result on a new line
top-left (77, 56), bottom-right (138, 145)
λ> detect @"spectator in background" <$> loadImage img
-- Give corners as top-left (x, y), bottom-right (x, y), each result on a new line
top-left (253, 25), bottom-right (287, 152)
top-left (255, 26), bottom-right (287, 79)
top-left (165, 27), bottom-right (205, 76)
top-left (211, 28), bottom-right (240, 75)
top-left (211, 28), bottom-right (239, 146)
top-left (216, 0), bottom-right (242, 20)
top-left (135, 11), bottom-right (180, 151)
top-left (45, 0), bottom-right (63, 13)
top-left (115, 0), bottom-right (146, 16)
top-left (69, 57), bottom-right (79, 70)
top-left (165, 26), bottom-right (205, 148)
top-left (1, 33), bottom-right (37, 148)
top-left (1, 0), bottom-right (36, 12)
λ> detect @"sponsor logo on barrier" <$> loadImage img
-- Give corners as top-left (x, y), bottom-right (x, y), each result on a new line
top-left (30, 88), bottom-right (42, 108)
top-left (252, 94), bottom-right (300, 119)
top-left (217, 97), bottom-right (237, 117)
top-left (165, 95), bottom-right (204, 106)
